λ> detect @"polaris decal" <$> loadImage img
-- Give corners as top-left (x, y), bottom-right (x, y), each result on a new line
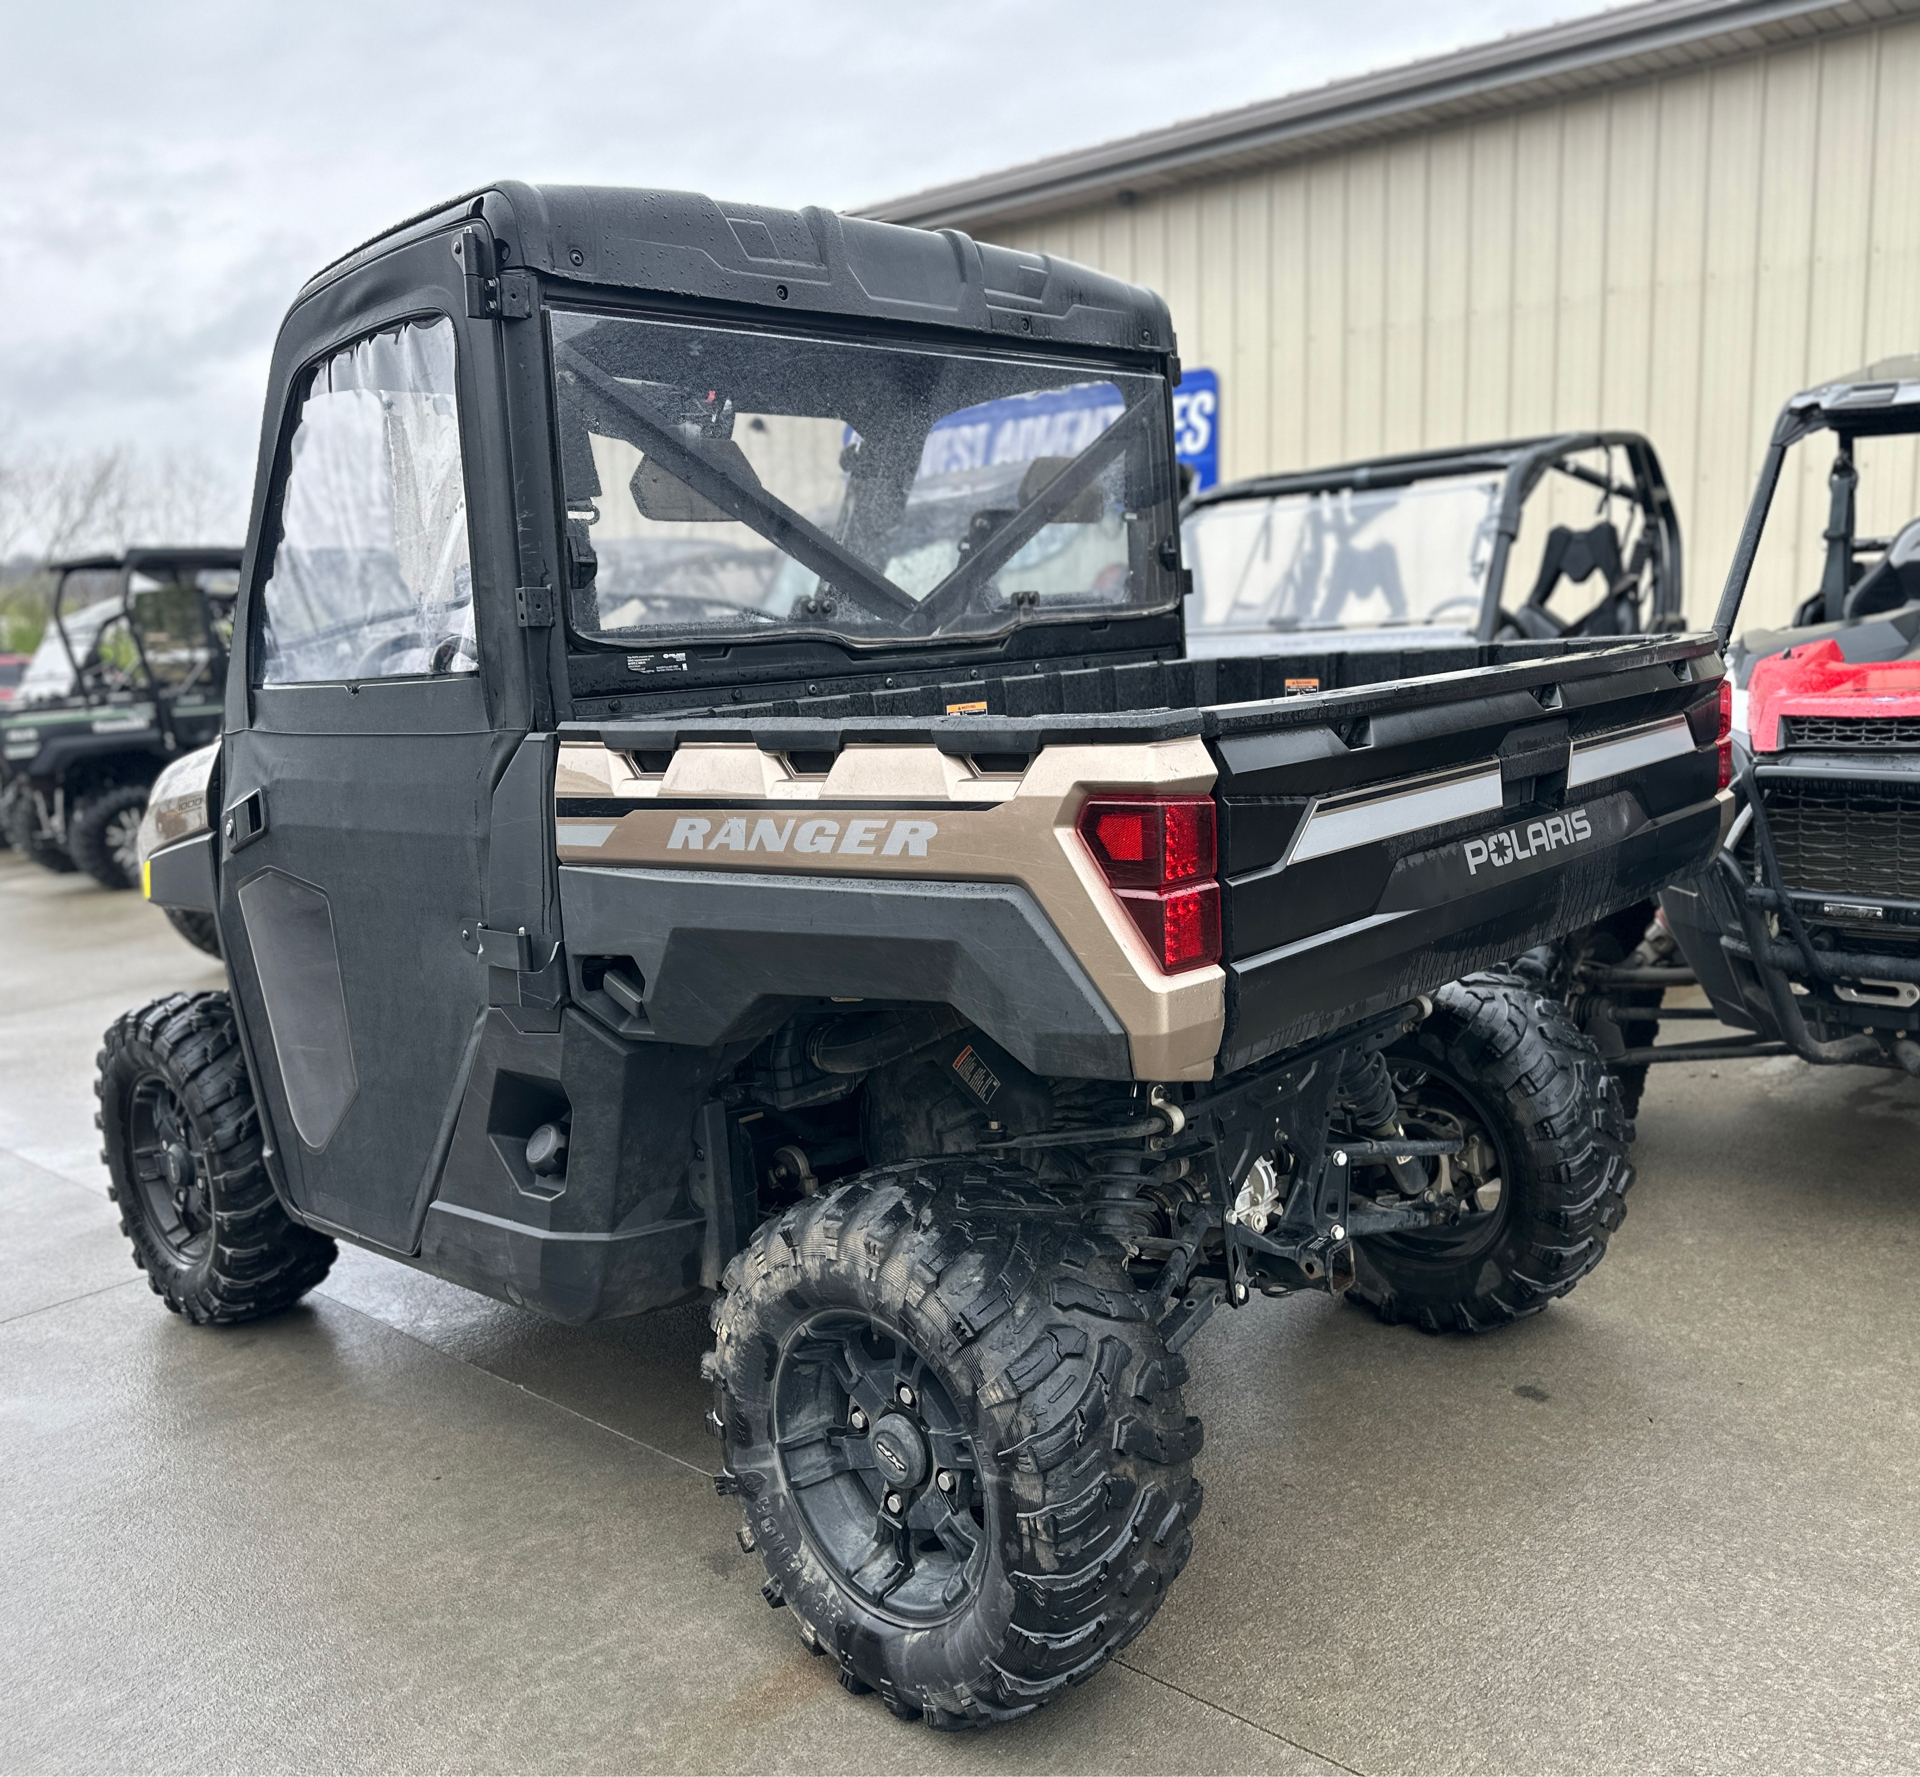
top-left (1376, 794), bottom-right (1646, 915)
top-left (666, 815), bottom-right (939, 857)
top-left (1463, 808), bottom-right (1593, 876)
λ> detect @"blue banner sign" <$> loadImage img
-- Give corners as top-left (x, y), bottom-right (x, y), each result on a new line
top-left (917, 383), bottom-right (1124, 477)
top-left (1173, 367), bottom-right (1220, 491)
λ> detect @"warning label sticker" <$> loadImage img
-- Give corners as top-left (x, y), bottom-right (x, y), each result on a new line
top-left (951, 1044), bottom-right (1001, 1105)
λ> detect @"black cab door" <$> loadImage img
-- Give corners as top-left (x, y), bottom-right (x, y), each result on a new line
top-left (216, 236), bottom-right (533, 1253)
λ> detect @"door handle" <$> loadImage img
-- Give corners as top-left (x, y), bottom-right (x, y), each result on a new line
top-left (223, 789), bottom-right (267, 855)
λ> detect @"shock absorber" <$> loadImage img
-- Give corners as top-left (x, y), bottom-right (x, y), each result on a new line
top-left (1090, 1149), bottom-right (1158, 1236)
top-left (1337, 1047), bottom-right (1427, 1197)
top-left (1338, 1048), bottom-right (1399, 1129)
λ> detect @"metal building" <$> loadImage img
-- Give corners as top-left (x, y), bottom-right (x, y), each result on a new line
top-left (865, 0), bottom-right (1920, 631)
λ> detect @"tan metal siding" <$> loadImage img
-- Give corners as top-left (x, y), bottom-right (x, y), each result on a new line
top-left (992, 15), bottom-right (1920, 631)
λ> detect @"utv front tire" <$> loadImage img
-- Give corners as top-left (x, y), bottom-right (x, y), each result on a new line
top-left (68, 781), bottom-right (149, 889)
top-left (163, 907), bottom-right (222, 958)
top-left (97, 991), bottom-right (334, 1323)
top-left (709, 1162), bottom-right (1202, 1727)
top-left (1349, 974), bottom-right (1632, 1333)
top-left (3, 783), bottom-right (75, 873)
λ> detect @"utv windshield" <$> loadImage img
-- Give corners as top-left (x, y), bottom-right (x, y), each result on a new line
top-left (128, 573), bottom-right (227, 694)
top-left (550, 311), bottom-right (1181, 647)
top-left (1184, 473), bottom-right (1502, 635)
top-left (16, 580), bottom-right (122, 707)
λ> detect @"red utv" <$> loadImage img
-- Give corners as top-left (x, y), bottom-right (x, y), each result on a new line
top-left (1580, 358), bottom-right (1920, 1077)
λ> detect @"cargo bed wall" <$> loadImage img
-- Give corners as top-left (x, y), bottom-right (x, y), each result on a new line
top-left (567, 636), bottom-right (1621, 727)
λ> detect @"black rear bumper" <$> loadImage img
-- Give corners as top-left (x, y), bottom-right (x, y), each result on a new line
top-left (1215, 679), bottom-right (1724, 1069)
top-left (1229, 795), bottom-right (1719, 1067)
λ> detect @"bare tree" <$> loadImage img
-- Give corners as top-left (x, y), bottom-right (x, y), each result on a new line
top-left (0, 439), bottom-right (246, 650)
top-left (0, 440), bottom-right (243, 569)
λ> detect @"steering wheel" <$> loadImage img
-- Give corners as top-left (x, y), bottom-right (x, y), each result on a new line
top-left (1424, 596), bottom-right (1485, 626)
top-left (353, 630), bottom-right (477, 679)
top-left (428, 634), bottom-right (479, 674)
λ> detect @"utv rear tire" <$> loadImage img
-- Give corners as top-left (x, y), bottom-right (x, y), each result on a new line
top-left (1348, 974), bottom-right (1632, 1333)
top-left (708, 1161), bottom-right (1203, 1728)
top-left (68, 781), bottom-right (149, 890)
top-left (163, 907), bottom-right (222, 958)
top-left (97, 991), bottom-right (335, 1323)
top-left (3, 783), bottom-right (75, 873)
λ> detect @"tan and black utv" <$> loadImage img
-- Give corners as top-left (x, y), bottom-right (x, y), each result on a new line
top-left (108, 183), bottom-right (1725, 1728)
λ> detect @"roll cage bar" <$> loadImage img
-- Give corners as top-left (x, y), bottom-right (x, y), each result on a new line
top-left (1711, 359), bottom-right (1920, 642)
top-left (47, 547), bottom-right (242, 729)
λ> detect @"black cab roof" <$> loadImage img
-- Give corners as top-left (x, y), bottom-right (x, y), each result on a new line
top-left (299, 181), bottom-right (1176, 361)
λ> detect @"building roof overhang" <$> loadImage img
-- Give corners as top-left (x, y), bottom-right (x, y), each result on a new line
top-left (859, 0), bottom-right (1919, 233)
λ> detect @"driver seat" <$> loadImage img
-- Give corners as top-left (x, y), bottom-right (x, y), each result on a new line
top-left (1499, 522), bottom-right (1638, 640)
top-left (1843, 516), bottom-right (1920, 620)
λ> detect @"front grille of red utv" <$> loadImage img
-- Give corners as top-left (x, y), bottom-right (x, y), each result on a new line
top-left (1782, 714), bottom-right (1920, 749)
top-left (1762, 777), bottom-right (1920, 901)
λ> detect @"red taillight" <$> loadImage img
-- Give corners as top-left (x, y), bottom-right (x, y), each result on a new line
top-left (1717, 677), bottom-right (1734, 791)
top-left (1118, 882), bottom-right (1222, 970)
top-left (1079, 795), bottom-right (1214, 888)
top-left (1078, 795), bottom-right (1221, 972)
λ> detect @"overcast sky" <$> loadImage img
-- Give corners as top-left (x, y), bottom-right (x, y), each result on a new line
top-left (1, 0), bottom-right (1605, 519)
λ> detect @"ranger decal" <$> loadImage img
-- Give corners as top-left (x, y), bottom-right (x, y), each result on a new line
top-left (666, 815), bottom-right (939, 857)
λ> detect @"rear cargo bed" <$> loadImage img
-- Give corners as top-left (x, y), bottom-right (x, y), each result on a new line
top-left (563, 631), bottom-right (1725, 1075)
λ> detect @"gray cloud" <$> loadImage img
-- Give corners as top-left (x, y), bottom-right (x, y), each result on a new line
top-left (2, 0), bottom-right (1597, 535)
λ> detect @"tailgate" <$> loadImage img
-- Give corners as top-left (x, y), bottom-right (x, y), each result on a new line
top-left (1210, 637), bottom-right (1725, 1068)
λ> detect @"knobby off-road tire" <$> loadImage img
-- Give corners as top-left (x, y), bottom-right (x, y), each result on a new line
top-left (1349, 973), bottom-right (1633, 1333)
top-left (68, 781), bottom-right (149, 890)
top-left (3, 782), bottom-right (76, 873)
top-left (97, 991), bottom-right (335, 1323)
top-left (707, 1160), bottom-right (1203, 1728)
top-left (1547, 904), bottom-right (1661, 1121)
top-left (163, 906), bottom-right (222, 958)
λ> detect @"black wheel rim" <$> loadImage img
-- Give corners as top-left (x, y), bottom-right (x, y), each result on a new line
top-left (127, 1071), bottom-right (214, 1265)
top-left (1360, 1057), bottom-right (1514, 1265)
top-left (107, 806), bottom-right (143, 882)
top-left (772, 1312), bottom-right (989, 1624)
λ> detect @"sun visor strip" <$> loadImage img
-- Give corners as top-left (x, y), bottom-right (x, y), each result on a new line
top-left (1565, 715), bottom-right (1695, 788)
top-left (1285, 768), bottom-right (1504, 867)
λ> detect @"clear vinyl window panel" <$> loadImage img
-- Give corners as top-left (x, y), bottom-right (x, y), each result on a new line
top-left (257, 317), bottom-right (477, 686)
top-left (550, 309), bottom-right (1182, 647)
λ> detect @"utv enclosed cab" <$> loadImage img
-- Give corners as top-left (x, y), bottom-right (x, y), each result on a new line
top-left (1182, 433), bottom-right (1683, 664)
top-left (1625, 358), bottom-right (1920, 1074)
top-left (0, 548), bottom-right (237, 885)
top-left (122, 183), bottom-right (1725, 1727)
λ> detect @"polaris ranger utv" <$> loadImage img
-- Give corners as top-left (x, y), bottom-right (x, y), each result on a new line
top-left (1573, 357), bottom-right (1920, 1078)
top-left (107, 183), bottom-right (1725, 1728)
top-left (0, 550), bottom-right (237, 914)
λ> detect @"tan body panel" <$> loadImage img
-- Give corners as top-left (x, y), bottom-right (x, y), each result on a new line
top-left (556, 737), bottom-right (1226, 1080)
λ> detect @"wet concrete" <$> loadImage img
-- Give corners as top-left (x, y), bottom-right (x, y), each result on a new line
top-left (5, 847), bottom-right (1919, 1773)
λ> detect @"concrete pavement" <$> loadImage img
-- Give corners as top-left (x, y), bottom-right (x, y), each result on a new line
top-left (4, 847), bottom-right (1919, 1774)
